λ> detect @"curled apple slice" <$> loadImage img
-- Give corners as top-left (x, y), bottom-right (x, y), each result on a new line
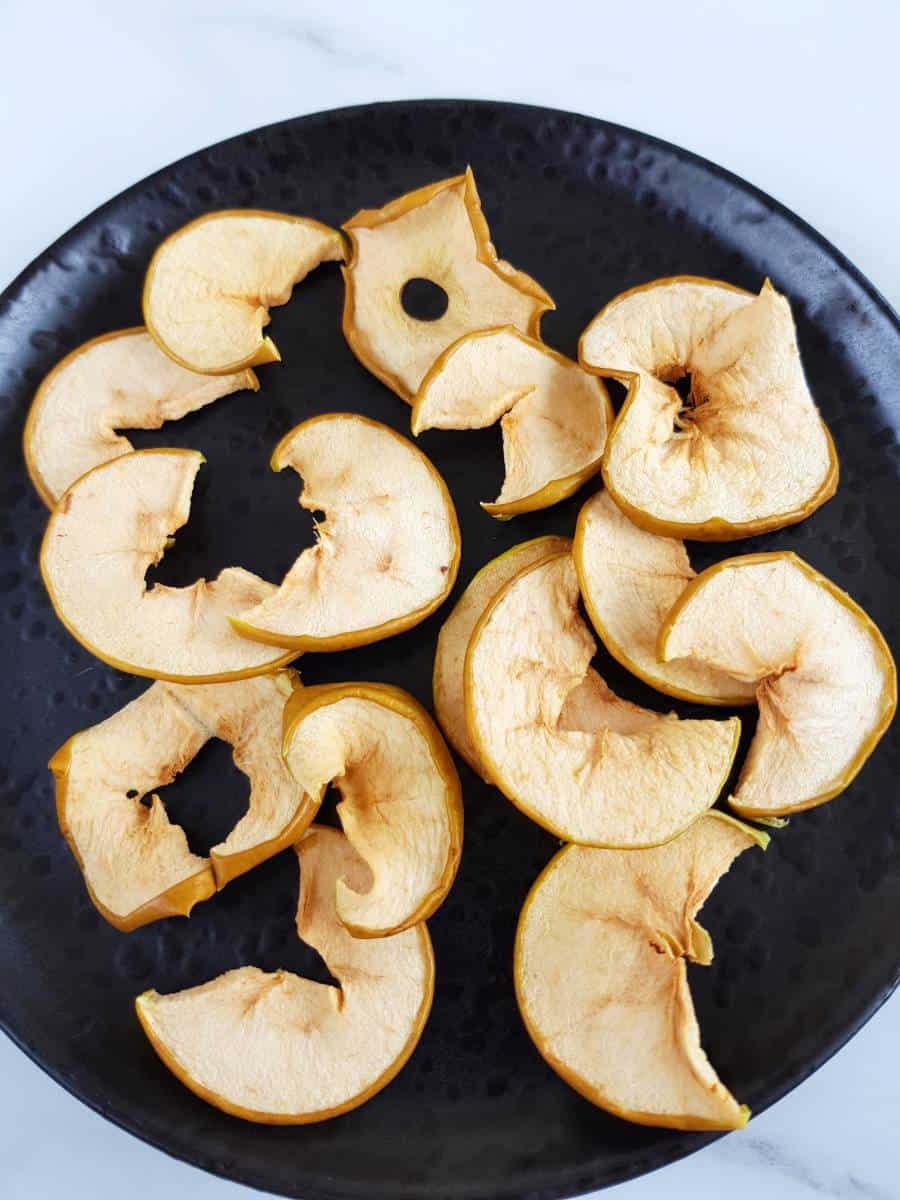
top-left (342, 170), bottom-right (553, 400)
top-left (515, 812), bottom-right (767, 1131)
top-left (411, 327), bottom-right (611, 517)
top-left (40, 449), bottom-right (296, 681)
top-left (136, 826), bottom-right (434, 1123)
top-left (580, 277), bottom-right (838, 539)
top-left (143, 210), bottom-right (345, 374)
top-left (24, 327), bottom-right (257, 507)
top-left (282, 683), bottom-right (462, 935)
top-left (464, 549), bottom-right (740, 846)
top-left (574, 491), bottom-right (755, 705)
top-left (659, 552), bottom-right (897, 816)
top-left (51, 671), bottom-right (314, 930)
top-left (231, 414), bottom-right (460, 651)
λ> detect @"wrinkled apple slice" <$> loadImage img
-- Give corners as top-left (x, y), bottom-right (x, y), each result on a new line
top-left (24, 327), bottom-right (257, 507)
top-left (231, 414), bottom-right (460, 651)
top-left (282, 682), bottom-right (462, 936)
top-left (411, 327), bottom-right (611, 517)
top-left (342, 170), bottom-right (553, 400)
top-left (515, 812), bottom-right (767, 1130)
top-left (40, 449), bottom-right (296, 681)
top-left (580, 277), bottom-right (838, 539)
top-left (465, 549), bottom-right (740, 846)
top-left (136, 826), bottom-right (434, 1123)
top-left (51, 671), bottom-right (314, 930)
top-left (574, 491), bottom-right (755, 705)
top-left (659, 552), bottom-right (897, 816)
top-left (433, 536), bottom-right (571, 775)
top-left (143, 210), bottom-right (345, 373)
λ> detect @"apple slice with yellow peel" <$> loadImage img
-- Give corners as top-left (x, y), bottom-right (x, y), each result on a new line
top-left (342, 170), bottom-right (554, 400)
top-left (659, 552), bottom-right (897, 816)
top-left (515, 811), bottom-right (768, 1131)
top-left (40, 449), bottom-right (296, 681)
top-left (51, 671), bottom-right (314, 931)
top-left (433, 535), bottom-right (571, 776)
top-left (574, 490), bottom-right (755, 705)
top-left (411, 327), bottom-right (612, 517)
top-left (282, 682), bottom-right (462, 936)
top-left (136, 826), bottom-right (434, 1124)
top-left (464, 549), bottom-right (740, 846)
top-left (580, 277), bottom-right (838, 539)
top-left (143, 210), bottom-right (345, 374)
top-left (231, 414), bottom-right (460, 651)
top-left (24, 327), bottom-right (257, 507)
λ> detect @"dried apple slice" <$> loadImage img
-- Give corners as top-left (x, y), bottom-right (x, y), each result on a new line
top-left (579, 277), bottom-right (838, 539)
top-left (411, 327), bottom-right (612, 517)
top-left (342, 170), bottom-right (554, 400)
top-left (40, 449), bottom-right (296, 681)
top-left (282, 682), bottom-right (462, 936)
top-left (659, 552), bottom-right (897, 816)
top-left (51, 671), bottom-right (314, 930)
top-left (464, 549), bottom-right (740, 846)
top-left (143, 210), bottom-right (345, 374)
top-left (231, 414), bottom-right (460, 651)
top-left (136, 826), bottom-right (434, 1123)
top-left (515, 812), bottom-right (767, 1130)
top-left (574, 490), bottom-right (755, 705)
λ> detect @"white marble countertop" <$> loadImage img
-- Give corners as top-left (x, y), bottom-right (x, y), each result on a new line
top-left (1, 2), bottom-right (898, 1198)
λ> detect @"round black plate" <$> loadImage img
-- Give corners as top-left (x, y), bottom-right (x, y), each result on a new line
top-left (0, 101), bottom-right (898, 1200)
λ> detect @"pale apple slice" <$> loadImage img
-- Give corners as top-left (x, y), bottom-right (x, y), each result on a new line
top-left (433, 535), bottom-right (571, 775)
top-left (136, 826), bottom-right (434, 1123)
top-left (143, 210), bottom-right (345, 374)
top-left (659, 552), bottom-right (897, 816)
top-left (464, 549), bottom-right (740, 846)
top-left (579, 277), bottom-right (838, 539)
top-left (342, 170), bottom-right (554, 400)
top-left (282, 682), bottom-right (462, 936)
top-left (24, 327), bottom-right (257, 507)
top-left (411, 327), bottom-right (612, 517)
top-left (515, 811), bottom-right (767, 1130)
top-left (40, 449), bottom-right (296, 681)
top-left (231, 414), bottom-right (460, 651)
top-left (574, 490), bottom-right (756, 705)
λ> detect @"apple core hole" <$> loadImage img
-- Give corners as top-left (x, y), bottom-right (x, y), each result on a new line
top-left (400, 277), bottom-right (449, 322)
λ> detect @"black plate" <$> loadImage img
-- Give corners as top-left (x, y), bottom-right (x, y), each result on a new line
top-left (0, 101), bottom-right (898, 1200)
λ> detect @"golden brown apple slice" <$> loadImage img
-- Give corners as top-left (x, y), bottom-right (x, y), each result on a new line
top-left (579, 277), bottom-right (838, 539)
top-left (659, 552), bottom-right (897, 816)
top-left (282, 682), bottom-right (462, 936)
top-left (464, 549), bottom-right (740, 846)
top-left (515, 812), bottom-right (767, 1130)
top-left (342, 170), bottom-right (553, 400)
top-left (143, 210), bottom-right (345, 374)
top-left (433, 535), bottom-right (571, 775)
top-left (24, 328), bottom-right (257, 507)
top-left (574, 490), bottom-right (756, 705)
top-left (40, 449), bottom-right (296, 681)
top-left (231, 414), bottom-right (460, 651)
top-left (411, 327), bottom-right (612, 517)
top-left (51, 671), bottom-right (315, 931)
top-left (136, 826), bottom-right (434, 1123)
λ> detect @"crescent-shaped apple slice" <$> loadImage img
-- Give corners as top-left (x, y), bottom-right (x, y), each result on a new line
top-left (515, 812), bottom-right (768, 1130)
top-left (464, 549), bottom-right (740, 846)
top-left (574, 491), bottom-right (755, 705)
top-left (136, 826), bottom-right (434, 1124)
top-left (231, 414), bottom-right (460, 651)
top-left (659, 552), bottom-right (897, 816)
top-left (282, 683), bottom-right (462, 936)
top-left (40, 449), bottom-right (296, 681)
top-left (579, 278), bottom-right (838, 539)
top-left (143, 210), bottom-right (345, 374)
top-left (411, 327), bottom-right (612, 517)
